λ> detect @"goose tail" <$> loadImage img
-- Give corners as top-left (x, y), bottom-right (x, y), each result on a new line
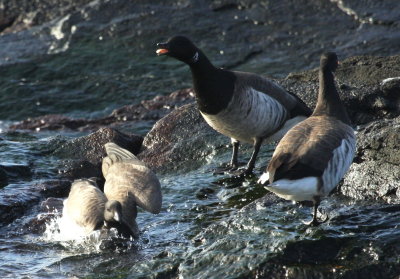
top-left (102, 142), bottom-right (142, 177)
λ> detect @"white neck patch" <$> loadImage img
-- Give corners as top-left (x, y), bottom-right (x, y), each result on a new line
top-left (190, 51), bottom-right (199, 63)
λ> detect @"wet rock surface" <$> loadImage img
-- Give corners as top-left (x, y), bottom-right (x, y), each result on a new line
top-left (139, 103), bottom-right (225, 173)
top-left (282, 54), bottom-right (400, 125)
top-left (9, 89), bottom-right (195, 132)
top-left (53, 127), bottom-right (143, 182)
top-left (342, 117), bottom-right (400, 203)
top-left (0, 0), bottom-right (94, 33)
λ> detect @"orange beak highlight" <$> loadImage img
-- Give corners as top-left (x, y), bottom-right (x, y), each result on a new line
top-left (156, 48), bottom-right (169, 55)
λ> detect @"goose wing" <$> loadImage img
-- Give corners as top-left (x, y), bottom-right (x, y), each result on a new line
top-left (103, 143), bottom-right (162, 214)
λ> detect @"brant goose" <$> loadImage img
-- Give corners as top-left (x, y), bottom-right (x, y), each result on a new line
top-left (102, 143), bottom-right (162, 238)
top-left (156, 36), bottom-right (311, 176)
top-left (258, 52), bottom-right (356, 225)
top-left (62, 178), bottom-right (133, 237)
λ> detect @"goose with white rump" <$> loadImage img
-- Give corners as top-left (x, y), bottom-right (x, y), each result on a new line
top-left (156, 36), bottom-right (312, 176)
top-left (102, 142), bottom-right (162, 238)
top-left (258, 52), bottom-right (356, 226)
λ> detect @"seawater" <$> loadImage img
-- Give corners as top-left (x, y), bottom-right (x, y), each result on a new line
top-left (0, 135), bottom-right (399, 278)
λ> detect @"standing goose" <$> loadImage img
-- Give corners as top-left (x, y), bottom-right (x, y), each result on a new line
top-left (62, 178), bottom-right (132, 236)
top-left (156, 36), bottom-right (312, 176)
top-left (258, 52), bottom-right (356, 225)
top-left (102, 143), bottom-right (162, 238)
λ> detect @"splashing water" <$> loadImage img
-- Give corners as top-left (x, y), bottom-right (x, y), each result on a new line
top-left (41, 212), bottom-right (137, 254)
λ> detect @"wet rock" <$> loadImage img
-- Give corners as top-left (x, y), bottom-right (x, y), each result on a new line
top-left (277, 237), bottom-right (350, 265)
top-left (9, 89), bottom-right (195, 132)
top-left (139, 103), bottom-right (225, 173)
top-left (21, 213), bottom-right (56, 235)
top-left (0, 164), bottom-right (32, 180)
top-left (0, 0), bottom-right (93, 33)
top-left (9, 114), bottom-right (94, 131)
top-left (341, 117), bottom-right (400, 203)
top-left (36, 179), bottom-right (71, 198)
top-left (53, 127), bottom-right (143, 181)
top-left (0, 180), bottom-right (67, 228)
top-left (40, 197), bottom-right (64, 213)
top-left (0, 186), bottom-right (41, 226)
top-left (0, 167), bottom-right (8, 188)
top-left (281, 55), bottom-right (400, 125)
top-left (0, 164), bottom-right (33, 189)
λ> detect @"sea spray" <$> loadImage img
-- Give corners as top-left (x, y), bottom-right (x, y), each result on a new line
top-left (42, 214), bottom-right (136, 253)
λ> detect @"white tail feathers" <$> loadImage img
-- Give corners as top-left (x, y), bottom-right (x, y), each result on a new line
top-left (257, 172), bottom-right (270, 185)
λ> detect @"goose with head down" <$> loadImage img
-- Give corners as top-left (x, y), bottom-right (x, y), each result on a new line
top-left (102, 142), bottom-right (162, 238)
top-left (62, 178), bottom-right (132, 237)
top-left (156, 36), bottom-right (312, 176)
top-left (62, 143), bottom-right (162, 238)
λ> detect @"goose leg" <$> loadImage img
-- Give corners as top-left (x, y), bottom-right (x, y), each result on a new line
top-left (303, 199), bottom-right (329, 226)
top-left (213, 140), bottom-right (241, 174)
top-left (232, 137), bottom-right (263, 177)
top-left (243, 137), bottom-right (263, 175)
top-left (229, 140), bottom-right (239, 170)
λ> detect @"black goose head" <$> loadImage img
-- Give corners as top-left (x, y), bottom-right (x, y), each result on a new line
top-left (320, 52), bottom-right (338, 72)
top-left (103, 200), bottom-right (136, 239)
top-left (104, 200), bottom-right (123, 223)
top-left (156, 36), bottom-right (199, 64)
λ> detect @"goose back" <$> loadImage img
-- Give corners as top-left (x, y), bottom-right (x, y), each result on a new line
top-left (63, 179), bottom-right (107, 234)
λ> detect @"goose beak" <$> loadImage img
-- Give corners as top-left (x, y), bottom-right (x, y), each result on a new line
top-left (156, 49), bottom-right (169, 55)
top-left (156, 42), bottom-right (169, 56)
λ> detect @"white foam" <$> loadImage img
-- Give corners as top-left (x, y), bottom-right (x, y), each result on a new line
top-left (42, 214), bottom-right (126, 253)
top-left (50, 15), bottom-right (71, 40)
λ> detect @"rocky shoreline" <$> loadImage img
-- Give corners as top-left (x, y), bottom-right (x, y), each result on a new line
top-left (1, 54), bottom-right (399, 228)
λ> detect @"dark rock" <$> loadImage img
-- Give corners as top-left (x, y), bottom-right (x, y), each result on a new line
top-left (281, 55), bottom-right (400, 125)
top-left (0, 187), bottom-right (41, 226)
top-left (0, 164), bottom-right (32, 180)
top-left (0, 167), bottom-right (8, 188)
top-left (0, 0), bottom-right (93, 33)
top-left (36, 179), bottom-right (71, 198)
top-left (40, 197), bottom-right (64, 213)
top-left (53, 127), bottom-right (143, 181)
top-left (21, 213), bottom-right (56, 235)
top-left (0, 164), bottom-right (33, 189)
top-left (9, 89), bottom-right (195, 132)
top-left (275, 237), bottom-right (350, 265)
top-left (341, 117), bottom-right (400, 203)
top-left (9, 114), bottom-right (94, 131)
top-left (53, 127), bottom-right (142, 162)
top-left (139, 103), bottom-right (225, 173)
